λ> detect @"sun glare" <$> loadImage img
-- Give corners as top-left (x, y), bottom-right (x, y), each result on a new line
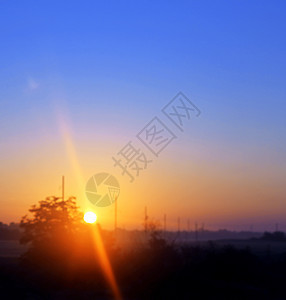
top-left (84, 211), bottom-right (97, 224)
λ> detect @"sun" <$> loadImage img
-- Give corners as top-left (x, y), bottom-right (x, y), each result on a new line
top-left (84, 211), bottom-right (97, 224)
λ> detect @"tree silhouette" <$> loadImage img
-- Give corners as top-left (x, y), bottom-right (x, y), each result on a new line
top-left (20, 195), bottom-right (117, 279)
top-left (20, 196), bottom-right (86, 270)
top-left (145, 219), bottom-right (167, 250)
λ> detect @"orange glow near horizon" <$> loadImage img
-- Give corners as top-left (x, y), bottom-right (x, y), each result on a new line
top-left (0, 101), bottom-right (285, 231)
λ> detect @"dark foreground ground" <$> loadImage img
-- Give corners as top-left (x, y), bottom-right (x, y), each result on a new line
top-left (1, 239), bottom-right (286, 300)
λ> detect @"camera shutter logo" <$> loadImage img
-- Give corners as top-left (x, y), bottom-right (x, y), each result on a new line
top-left (85, 173), bottom-right (120, 207)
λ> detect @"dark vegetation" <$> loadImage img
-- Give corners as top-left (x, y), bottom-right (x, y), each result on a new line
top-left (0, 222), bottom-right (21, 240)
top-left (0, 197), bottom-right (286, 299)
top-left (258, 231), bottom-right (286, 241)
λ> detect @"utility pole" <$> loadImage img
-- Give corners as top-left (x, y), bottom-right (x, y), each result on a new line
top-left (62, 175), bottom-right (65, 200)
top-left (201, 223), bottom-right (205, 240)
top-left (186, 218), bottom-right (190, 241)
top-left (114, 196), bottom-right (118, 232)
top-left (195, 222), bottom-right (198, 241)
top-left (144, 206), bottom-right (148, 234)
top-left (164, 214), bottom-right (166, 235)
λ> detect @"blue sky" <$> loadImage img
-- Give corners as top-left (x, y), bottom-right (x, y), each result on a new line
top-left (1, 0), bottom-right (285, 129)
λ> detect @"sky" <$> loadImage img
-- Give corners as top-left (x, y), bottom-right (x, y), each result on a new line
top-left (0, 0), bottom-right (285, 231)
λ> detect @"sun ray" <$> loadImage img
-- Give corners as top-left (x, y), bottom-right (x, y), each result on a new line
top-left (91, 224), bottom-right (122, 300)
top-left (56, 108), bottom-right (121, 299)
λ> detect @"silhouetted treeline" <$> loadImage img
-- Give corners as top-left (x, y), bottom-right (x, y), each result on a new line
top-left (0, 221), bottom-right (269, 242)
top-left (258, 231), bottom-right (286, 241)
top-left (114, 228), bottom-right (263, 245)
top-left (0, 222), bottom-right (21, 240)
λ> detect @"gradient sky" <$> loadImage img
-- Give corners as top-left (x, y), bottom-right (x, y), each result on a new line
top-left (0, 1), bottom-right (285, 231)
